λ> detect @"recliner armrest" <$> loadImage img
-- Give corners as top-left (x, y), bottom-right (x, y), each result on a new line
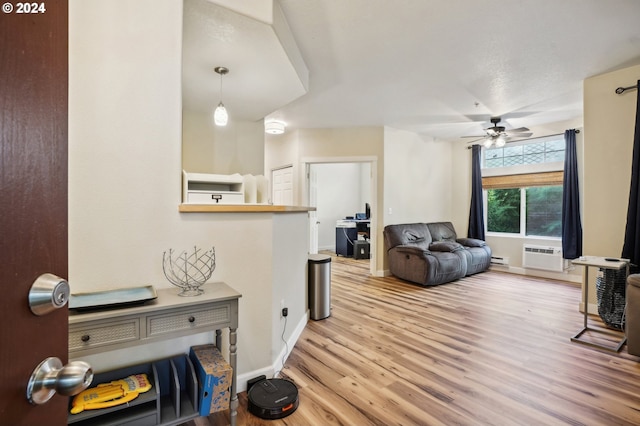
top-left (429, 241), bottom-right (464, 252)
top-left (392, 245), bottom-right (431, 256)
top-left (457, 238), bottom-right (486, 247)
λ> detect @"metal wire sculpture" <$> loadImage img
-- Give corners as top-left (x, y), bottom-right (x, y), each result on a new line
top-left (162, 246), bottom-right (216, 296)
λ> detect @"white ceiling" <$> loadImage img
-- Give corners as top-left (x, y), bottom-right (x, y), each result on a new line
top-left (184, 0), bottom-right (640, 142)
top-left (182, 0), bottom-right (308, 122)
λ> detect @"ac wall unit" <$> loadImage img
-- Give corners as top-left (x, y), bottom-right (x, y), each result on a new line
top-left (522, 244), bottom-right (563, 272)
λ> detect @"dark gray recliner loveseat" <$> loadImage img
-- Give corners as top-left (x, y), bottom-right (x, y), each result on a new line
top-left (383, 222), bottom-right (491, 286)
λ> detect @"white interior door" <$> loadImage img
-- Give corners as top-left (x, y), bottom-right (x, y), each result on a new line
top-left (308, 165), bottom-right (319, 254)
top-left (271, 166), bottom-right (293, 205)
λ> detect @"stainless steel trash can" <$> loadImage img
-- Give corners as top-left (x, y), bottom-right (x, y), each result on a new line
top-left (308, 254), bottom-right (331, 320)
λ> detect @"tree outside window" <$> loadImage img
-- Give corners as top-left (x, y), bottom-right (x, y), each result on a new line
top-left (526, 186), bottom-right (562, 237)
top-left (486, 186), bottom-right (562, 238)
top-left (487, 188), bottom-right (520, 233)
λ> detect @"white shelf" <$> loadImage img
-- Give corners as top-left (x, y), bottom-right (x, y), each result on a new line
top-left (182, 171), bottom-right (244, 205)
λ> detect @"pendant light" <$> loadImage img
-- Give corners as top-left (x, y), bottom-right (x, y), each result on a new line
top-left (214, 66), bottom-right (229, 126)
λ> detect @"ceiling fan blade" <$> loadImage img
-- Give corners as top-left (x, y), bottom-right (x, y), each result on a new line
top-left (461, 135), bottom-right (486, 138)
top-left (506, 132), bottom-right (533, 138)
top-left (508, 127), bottom-right (530, 133)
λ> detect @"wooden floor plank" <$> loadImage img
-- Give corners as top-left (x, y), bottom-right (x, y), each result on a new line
top-left (186, 254), bottom-right (640, 426)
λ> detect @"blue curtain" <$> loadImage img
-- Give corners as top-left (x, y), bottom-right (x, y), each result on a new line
top-left (468, 144), bottom-right (485, 240)
top-left (561, 129), bottom-right (583, 259)
top-left (622, 81), bottom-right (640, 271)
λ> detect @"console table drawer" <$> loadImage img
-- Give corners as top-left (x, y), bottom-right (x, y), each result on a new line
top-left (146, 304), bottom-right (231, 338)
top-left (69, 319), bottom-right (140, 353)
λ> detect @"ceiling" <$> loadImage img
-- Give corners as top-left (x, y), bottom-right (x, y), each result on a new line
top-left (184, 0), bottom-right (640, 142)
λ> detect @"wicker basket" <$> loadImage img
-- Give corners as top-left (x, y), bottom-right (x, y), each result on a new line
top-left (596, 267), bottom-right (627, 330)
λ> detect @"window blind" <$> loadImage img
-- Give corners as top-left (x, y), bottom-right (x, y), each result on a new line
top-left (482, 171), bottom-right (563, 190)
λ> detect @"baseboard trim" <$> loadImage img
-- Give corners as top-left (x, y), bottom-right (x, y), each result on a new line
top-left (489, 265), bottom-right (582, 284)
top-left (383, 266), bottom-right (580, 283)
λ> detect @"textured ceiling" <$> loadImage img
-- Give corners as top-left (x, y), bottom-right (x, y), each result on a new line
top-left (185, 0), bottom-right (640, 142)
top-left (182, 0), bottom-right (308, 122)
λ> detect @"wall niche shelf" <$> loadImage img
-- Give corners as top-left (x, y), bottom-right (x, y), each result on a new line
top-left (178, 204), bottom-right (315, 213)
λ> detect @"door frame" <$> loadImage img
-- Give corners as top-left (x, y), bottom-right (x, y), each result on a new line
top-left (301, 156), bottom-right (378, 276)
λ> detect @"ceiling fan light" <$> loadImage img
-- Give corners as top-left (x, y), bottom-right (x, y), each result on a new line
top-left (265, 120), bottom-right (285, 134)
top-left (214, 102), bottom-right (228, 126)
top-left (483, 138), bottom-right (494, 148)
top-left (495, 135), bottom-right (507, 147)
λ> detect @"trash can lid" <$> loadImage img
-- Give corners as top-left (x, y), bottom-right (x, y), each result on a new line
top-left (308, 254), bottom-right (331, 264)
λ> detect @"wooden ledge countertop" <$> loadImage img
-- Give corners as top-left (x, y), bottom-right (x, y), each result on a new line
top-left (179, 204), bottom-right (316, 213)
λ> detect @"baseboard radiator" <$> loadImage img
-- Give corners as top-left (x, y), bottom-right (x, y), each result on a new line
top-left (490, 256), bottom-right (509, 266)
top-left (522, 244), bottom-right (564, 272)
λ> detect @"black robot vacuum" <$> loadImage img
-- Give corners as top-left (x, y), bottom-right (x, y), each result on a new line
top-left (247, 378), bottom-right (299, 419)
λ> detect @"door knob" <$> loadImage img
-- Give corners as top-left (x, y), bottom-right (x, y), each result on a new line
top-left (29, 273), bottom-right (70, 316)
top-left (27, 357), bottom-right (93, 405)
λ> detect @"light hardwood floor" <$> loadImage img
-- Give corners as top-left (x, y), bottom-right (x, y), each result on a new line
top-left (187, 254), bottom-right (640, 426)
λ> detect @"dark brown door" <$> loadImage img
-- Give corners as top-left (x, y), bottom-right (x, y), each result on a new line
top-left (0, 2), bottom-right (69, 424)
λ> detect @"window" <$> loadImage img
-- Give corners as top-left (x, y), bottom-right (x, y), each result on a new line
top-left (487, 188), bottom-right (520, 233)
top-left (484, 138), bottom-right (565, 168)
top-left (486, 186), bottom-right (563, 238)
top-left (483, 136), bottom-right (565, 238)
top-left (525, 186), bottom-right (562, 237)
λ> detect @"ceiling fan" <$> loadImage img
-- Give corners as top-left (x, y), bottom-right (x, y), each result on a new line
top-left (463, 117), bottom-right (533, 148)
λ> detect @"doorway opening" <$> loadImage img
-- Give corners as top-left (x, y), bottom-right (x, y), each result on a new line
top-left (304, 157), bottom-right (377, 277)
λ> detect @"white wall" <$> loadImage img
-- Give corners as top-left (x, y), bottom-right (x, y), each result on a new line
top-left (68, 0), bottom-right (308, 389)
top-left (582, 64), bottom-right (640, 311)
top-left (265, 127), bottom-right (385, 272)
top-left (383, 128), bottom-right (453, 225)
top-left (266, 126), bottom-right (456, 273)
top-left (271, 213), bottom-right (309, 366)
top-left (182, 109), bottom-right (265, 175)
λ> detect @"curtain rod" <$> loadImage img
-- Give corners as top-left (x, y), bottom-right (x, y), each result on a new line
top-left (465, 130), bottom-right (580, 149)
top-left (616, 84), bottom-right (638, 95)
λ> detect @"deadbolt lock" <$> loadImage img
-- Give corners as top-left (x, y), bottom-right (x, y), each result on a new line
top-left (28, 273), bottom-right (70, 316)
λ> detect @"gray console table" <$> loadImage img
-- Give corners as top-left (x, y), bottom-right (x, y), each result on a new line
top-left (69, 282), bottom-right (241, 425)
top-left (570, 256), bottom-right (628, 352)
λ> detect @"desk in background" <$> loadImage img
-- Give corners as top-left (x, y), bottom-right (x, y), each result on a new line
top-left (336, 219), bottom-right (370, 257)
